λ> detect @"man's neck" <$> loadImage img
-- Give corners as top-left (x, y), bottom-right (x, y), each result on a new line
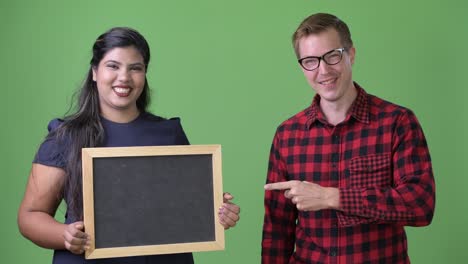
top-left (320, 84), bottom-right (358, 126)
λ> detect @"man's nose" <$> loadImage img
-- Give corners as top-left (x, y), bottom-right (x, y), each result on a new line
top-left (317, 60), bottom-right (332, 74)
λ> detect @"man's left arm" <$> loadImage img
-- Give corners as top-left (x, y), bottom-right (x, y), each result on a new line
top-left (338, 110), bottom-right (435, 227)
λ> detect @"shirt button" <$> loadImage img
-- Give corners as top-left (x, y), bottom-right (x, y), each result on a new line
top-left (329, 250), bottom-right (337, 257)
top-left (332, 135), bottom-right (339, 143)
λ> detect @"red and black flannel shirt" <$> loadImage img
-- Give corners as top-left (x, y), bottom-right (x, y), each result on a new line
top-left (262, 84), bottom-right (435, 264)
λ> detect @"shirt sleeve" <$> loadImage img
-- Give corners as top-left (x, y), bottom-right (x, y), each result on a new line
top-left (33, 119), bottom-right (67, 169)
top-left (337, 110), bottom-right (435, 227)
top-left (172, 117), bottom-right (190, 145)
top-left (262, 130), bottom-right (297, 264)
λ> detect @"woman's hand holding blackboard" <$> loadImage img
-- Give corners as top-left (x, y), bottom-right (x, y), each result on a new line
top-left (63, 221), bottom-right (90, 255)
top-left (218, 193), bottom-right (240, 229)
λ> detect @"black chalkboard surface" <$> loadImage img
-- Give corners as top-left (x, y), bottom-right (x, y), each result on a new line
top-left (82, 145), bottom-right (224, 259)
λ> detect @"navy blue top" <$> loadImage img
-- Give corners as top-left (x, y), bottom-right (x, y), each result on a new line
top-left (33, 112), bottom-right (194, 264)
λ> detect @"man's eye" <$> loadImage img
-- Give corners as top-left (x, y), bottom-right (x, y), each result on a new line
top-left (303, 59), bottom-right (318, 66)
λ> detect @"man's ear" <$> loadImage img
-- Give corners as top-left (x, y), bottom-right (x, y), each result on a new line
top-left (348, 46), bottom-right (356, 65)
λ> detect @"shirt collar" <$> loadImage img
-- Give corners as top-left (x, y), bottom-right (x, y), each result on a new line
top-left (305, 82), bottom-right (370, 128)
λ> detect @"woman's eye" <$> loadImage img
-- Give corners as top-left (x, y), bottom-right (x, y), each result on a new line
top-left (131, 66), bottom-right (144, 71)
top-left (106, 64), bottom-right (118, 70)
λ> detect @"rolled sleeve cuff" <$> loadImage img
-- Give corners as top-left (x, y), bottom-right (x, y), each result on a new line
top-left (337, 188), bottom-right (376, 227)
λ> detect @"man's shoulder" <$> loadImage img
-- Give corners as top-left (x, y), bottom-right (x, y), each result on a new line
top-left (367, 93), bottom-right (414, 118)
top-left (276, 107), bottom-right (310, 132)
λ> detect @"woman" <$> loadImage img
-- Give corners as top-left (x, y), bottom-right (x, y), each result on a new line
top-left (17, 27), bottom-right (240, 264)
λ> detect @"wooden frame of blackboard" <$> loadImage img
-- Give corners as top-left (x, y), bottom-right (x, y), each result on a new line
top-left (82, 145), bottom-right (224, 259)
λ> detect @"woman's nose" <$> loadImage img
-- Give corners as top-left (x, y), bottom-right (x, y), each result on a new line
top-left (118, 69), bottom-right (130, 82)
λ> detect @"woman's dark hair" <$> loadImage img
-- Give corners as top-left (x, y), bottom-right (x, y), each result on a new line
top-left (51, 27), bottom-right (151, 219)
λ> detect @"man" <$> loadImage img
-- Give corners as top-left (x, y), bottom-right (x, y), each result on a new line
top-left (262, 13), bottom-right (435, 263)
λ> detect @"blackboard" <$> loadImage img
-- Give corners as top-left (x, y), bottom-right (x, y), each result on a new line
top-left (82, 145), bottom-right (224, 259)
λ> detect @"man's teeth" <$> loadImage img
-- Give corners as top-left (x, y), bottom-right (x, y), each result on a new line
top-left (320, 79), bottom-right (335, 84)
top-left (114, 87), bottom-right (130, 93)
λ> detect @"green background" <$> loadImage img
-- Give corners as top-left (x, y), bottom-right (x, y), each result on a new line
top-left (1, 0), bottom-right (466, 263)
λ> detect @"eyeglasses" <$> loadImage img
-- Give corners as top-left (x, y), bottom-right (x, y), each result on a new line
top-left (298, 48), bottom-right (346, 71)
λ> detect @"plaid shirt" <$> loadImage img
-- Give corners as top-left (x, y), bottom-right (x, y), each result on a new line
top-left (262, 84), bottom-right (435, 264)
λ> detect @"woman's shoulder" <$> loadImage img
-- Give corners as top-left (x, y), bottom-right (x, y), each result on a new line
top-left (141, 112), bottom-right (183, 124)
top-left (34, 118), bottom-right (68, 168)
top-left (136, 112), bottom-right (190, 145)
top-left (46, 118), bottom-right (65, 132)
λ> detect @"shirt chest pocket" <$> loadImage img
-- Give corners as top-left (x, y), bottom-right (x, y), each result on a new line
top-left (348, 154), bottom-right (392, 187)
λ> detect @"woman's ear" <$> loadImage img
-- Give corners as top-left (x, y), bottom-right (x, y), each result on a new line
top-left (92, 66), bottom-right (97, 82)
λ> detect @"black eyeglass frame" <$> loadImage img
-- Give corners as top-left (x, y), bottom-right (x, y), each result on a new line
top-left (298, 48), bottom-right (347, 71)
